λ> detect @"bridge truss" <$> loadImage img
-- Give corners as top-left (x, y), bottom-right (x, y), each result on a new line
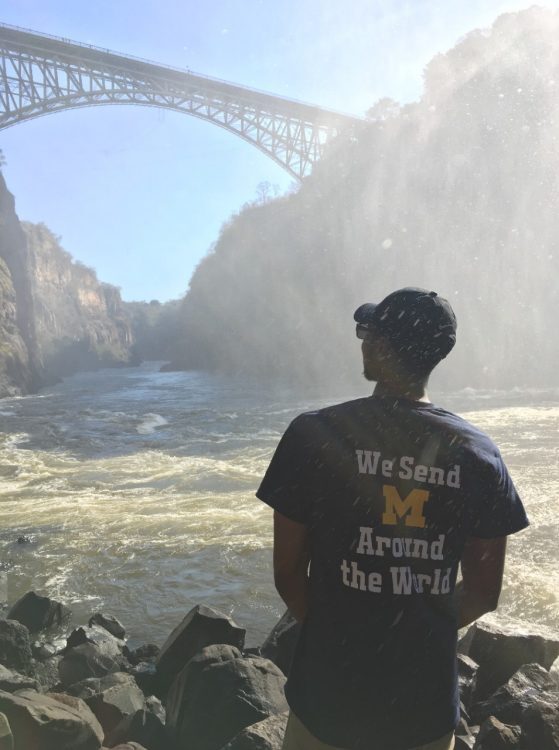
top-left (0, 23), bottom-right (362, 180)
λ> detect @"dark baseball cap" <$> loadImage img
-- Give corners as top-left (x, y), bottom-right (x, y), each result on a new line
top-left (354, 287), bottom-right (457, 367)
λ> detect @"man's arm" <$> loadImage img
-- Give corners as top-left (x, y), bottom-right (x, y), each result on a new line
top-left (455, 536), bottom-right (507, 629)
top-left (273, 510), bottom-right (311, 623)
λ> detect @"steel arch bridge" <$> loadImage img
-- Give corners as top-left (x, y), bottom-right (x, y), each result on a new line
top-left (0, 22), bottom-right (363, 180)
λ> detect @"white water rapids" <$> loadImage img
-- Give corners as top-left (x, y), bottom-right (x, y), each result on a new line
top-left (0, 363), bottom-right (557, 647)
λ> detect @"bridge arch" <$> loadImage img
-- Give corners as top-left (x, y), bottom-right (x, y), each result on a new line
top-left (0, 23), bottom-right (362, 180)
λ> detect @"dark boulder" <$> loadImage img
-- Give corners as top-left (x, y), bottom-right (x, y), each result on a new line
top-left (472, 662), bottom-right (558, 725)
top-left (58, 626), bottom-right (128, 690)
top-left (221, 711), bottom-right (289, 750)
top-left (465, 618), bottom-right (559, 701)
top-left (0, 687), bottom-right (103, 750)
top-left (458, 653), bottom-right (479, 713)
top-left (473, 716), bottom-right (521, 748)
top-left (166, 645), bottom-right (287, 750)
top-left (58, 643), bottom-right (123, 688)
top-left (6, 592), bottom-right (71, 634)
top-left (89, 614), bottom-right (126, 641)
top-left (0, 665), bottom-right (39, 693)
top-left (0, 620), bottom-right (32, 675)
top-left (260, 611), bottom-right (300, 677)
top-left (66, 626), bottom-right (125, 656)
top-left (104, 708), bottom-right (169, 750)
top-left (129, 662), bottom-right (156, 696)
top-left (32, 655), bottom-right (63, 692)
top-left (165, 643), bottom-right (241, 722)
top-left (125, 644), bottom-right (159, 667)
top-left (66, 676), bottom-right (106, 701)
top-left (166, 643), bottom-right (240, 692)
top-left (145, 695), bottom-right (165, 723)
top-left (155, 604), bottom-right (245, 698)
top-left (520, 701), bottom-right (559, 750)
top-left (31, 635), bottom-right (67, 660)
top-left (65, 672), bottom-right (145, 736)
top-left (457, 625), bottom-right (475, 656)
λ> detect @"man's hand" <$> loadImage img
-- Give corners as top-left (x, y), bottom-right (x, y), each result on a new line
top-left (273, 511), bottom-right (311, 623)
top-left (455, 536), bottom-right (507, 629)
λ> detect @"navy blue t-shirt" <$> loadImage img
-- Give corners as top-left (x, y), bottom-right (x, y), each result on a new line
top-left (257, 395), bottom-right (529, 750)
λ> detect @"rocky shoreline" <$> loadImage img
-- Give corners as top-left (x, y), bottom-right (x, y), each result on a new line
top-left (0, 591), bottom-right (558, 749)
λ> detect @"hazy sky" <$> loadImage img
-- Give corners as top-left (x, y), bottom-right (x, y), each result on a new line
top-left (1, 0), bottom-right (556, 301)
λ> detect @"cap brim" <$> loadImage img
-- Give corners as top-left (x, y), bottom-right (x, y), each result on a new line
top-left (353, 302), bottom-right (378, 324)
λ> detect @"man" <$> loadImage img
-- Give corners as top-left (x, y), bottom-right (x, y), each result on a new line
top-left (256, 288), bottom-right (529, 750)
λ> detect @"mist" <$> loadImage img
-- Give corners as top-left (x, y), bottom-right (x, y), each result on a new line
top-left (162, 7), bottom-right (559, 392)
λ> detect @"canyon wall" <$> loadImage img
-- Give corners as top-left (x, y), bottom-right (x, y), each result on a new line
top-left (0, 174), bottom-right (40, 397)
top-left (0, 174), bottom-right (135, 397)
top-left (23, 222), bottom-right (133, 379)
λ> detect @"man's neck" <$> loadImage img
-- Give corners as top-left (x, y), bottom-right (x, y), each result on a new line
top-left (373, 380), bottom-right (430, 403)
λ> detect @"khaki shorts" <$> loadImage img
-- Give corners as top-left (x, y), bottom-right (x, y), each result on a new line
top-left (282, 711), bottom-right (455, 750)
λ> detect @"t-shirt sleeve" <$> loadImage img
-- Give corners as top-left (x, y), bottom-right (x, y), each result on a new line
top-left (469, 447), bottom-right (529, 538)
top-left (256, 414), bottom-right (316, 524)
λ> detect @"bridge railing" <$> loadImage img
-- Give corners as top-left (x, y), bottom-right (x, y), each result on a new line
top-left (0, 21), bottom-right (362, 123)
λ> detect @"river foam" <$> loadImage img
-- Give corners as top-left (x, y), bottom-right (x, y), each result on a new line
top-left (0, 364), bottom-right (556, 645)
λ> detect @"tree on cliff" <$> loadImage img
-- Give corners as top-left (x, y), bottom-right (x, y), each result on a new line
top-left (0, 149), bottom-right (6, 171)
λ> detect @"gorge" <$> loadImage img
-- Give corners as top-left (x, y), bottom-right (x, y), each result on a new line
top-left (1, 7), bottom-right (559, 398)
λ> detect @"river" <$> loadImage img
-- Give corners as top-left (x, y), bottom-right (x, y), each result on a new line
top-left (0, 362), bottom-right (557, 647)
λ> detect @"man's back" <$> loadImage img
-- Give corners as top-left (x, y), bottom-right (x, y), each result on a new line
top-left (259, 288), bottom-right (529, 750)
top-left (257, 394), bottom-right (528, 750)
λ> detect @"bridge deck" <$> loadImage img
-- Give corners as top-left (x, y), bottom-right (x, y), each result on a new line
top-left (0, 21), bottom-right (364, 178)
top-left (0, 22), bottom-right (360, 127)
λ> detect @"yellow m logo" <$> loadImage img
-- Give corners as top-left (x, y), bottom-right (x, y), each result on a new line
top-left (382, 485), bottom-right (429, 528)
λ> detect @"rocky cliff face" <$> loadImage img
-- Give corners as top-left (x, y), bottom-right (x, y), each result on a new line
top-left (23, 222), bottom-right (134, 379)
top-left (0, 174), bottom-right (40, 398)
top-left (0, 174), bottom-right (135, 398)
